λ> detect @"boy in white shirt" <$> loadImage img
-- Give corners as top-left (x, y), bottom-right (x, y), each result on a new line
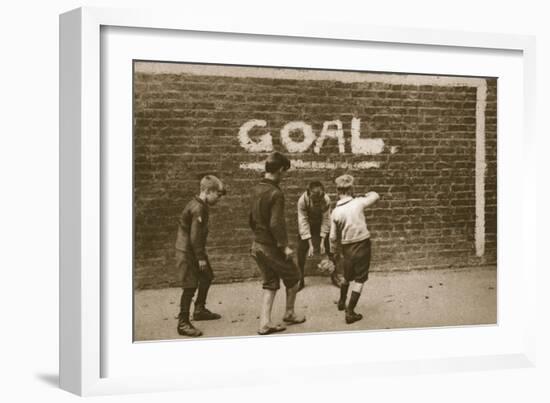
top-left (329, 174), bottom-right (379, 324)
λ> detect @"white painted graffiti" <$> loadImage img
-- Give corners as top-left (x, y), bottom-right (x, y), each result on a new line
top-left (238, 119), bottom-right (273, 152)
top-left (350, 117), bottom-right (384, 155)
top-left (239, 160), bottom-right (381, 171)
top-left (314, 120), bottom-right (345, 154)
top-left (280, 121), bottom-right (316, 153)
top-left (238, 117), bottom-right (386, 155)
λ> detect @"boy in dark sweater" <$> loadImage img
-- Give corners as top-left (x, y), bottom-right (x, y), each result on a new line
top-left (249, 152), bottom-right (306, 335)
top-left (175, 175), bottom-right (226, 337)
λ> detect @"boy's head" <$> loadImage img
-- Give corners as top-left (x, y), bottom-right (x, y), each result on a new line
top-left (200, 175), bottom-right (226, 206)
top-left (265, 151), bottom-right (291, 182)
top-left (335, 174), bottom-right (354, 196)
top-left (308, 181), bottom-right (325, 204)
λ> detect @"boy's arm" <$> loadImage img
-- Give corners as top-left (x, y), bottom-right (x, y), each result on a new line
top-left (359, 191), bottom-right (380, 209)
top-left (320, 194), bottom-right (331, 239)
top-left (189, 209), bottom-right (208, 262)
top-left (297, 193), bottom-right (312, 240)
top-left (270, 192), bottom-right (289, 249)
top-left (319, 194), bottom-right (331, 254)
top-left (329, 212), bottom-right (340, 255)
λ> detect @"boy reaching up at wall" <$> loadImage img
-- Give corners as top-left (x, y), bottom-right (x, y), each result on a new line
top-left (329, 174), bottom-right (379, 324)
top-left (174, 175), bottom-right (226, 337)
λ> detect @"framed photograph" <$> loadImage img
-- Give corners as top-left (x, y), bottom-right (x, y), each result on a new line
top-left (60, 7), bottom-right (536, 396)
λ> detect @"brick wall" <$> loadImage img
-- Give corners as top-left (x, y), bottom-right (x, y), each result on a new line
top-left (133, 62), bottom-right (497, 290)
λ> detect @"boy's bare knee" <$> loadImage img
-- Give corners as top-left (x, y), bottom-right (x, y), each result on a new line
top-left (285, 280), bottom-right (300, 293)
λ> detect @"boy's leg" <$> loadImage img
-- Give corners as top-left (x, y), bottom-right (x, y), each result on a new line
top-left (193, 265), bottom-right (221, 321)
top-left (283, 281), bottom-right (306, 324)
top-left (281, 256), bottom-right (306, 324)
top-left (325, 236), bottom-right (342, 288)
top-left (338, 253), bottom-right (352, 311)
top-left (338, 280), bottom-right (349, 311)
top-left (251, 242), bottom-right (286, 334)
top-left (176, 251), bottom-right (202, 336)
top-left (296, 237), bottom-right (308, 289)
top-left (259, 288), bottom-right (278, 330)
top-left (177, 288), bottom-right (202, 337)
top-left (345, 281), bottom-right (364, 324)
top-left (344, 239), bottom-right (370, 324)
top-left (193, 280), bottom-right (221, 320)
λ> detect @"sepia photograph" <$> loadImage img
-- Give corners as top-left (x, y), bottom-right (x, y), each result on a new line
top-left (132, 61), bottom-right (497, 341)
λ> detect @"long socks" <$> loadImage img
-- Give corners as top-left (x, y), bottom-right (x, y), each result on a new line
top-left (178, 287), bottom-right (196, 321)
top-left (195, 282), bottom-right (211, 309)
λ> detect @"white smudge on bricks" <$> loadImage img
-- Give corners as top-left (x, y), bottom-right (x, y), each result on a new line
top-left (239, 160), bottom-right (381, 171)
top-left (475, 82), bottom-right (487, 257)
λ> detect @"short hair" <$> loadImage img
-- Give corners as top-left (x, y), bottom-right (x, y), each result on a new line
top-left (265, 152), bottom-right (291, 173)
top-left (308, 181), bottom-right (324, 191)
top-left (200, 175), bottom-right (226, 195)
top-left (335, 174), bottom-right (354, 193)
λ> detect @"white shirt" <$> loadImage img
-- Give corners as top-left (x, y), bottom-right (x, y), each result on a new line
top-left (329, 193), bottom-right (379, 247)
top-left (297, 191), bottom-right (331, 240)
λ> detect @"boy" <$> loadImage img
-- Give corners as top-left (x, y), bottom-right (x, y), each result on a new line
top-left (296, 181), bottom-right (342, 289)
top-left (329, 174), bottom-right (379, 324)
top-left (175, 175), bottom-right (226, 337)
top-left (249, 152), bottom-right (306, 335)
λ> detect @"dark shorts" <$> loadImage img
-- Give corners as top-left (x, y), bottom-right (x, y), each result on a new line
top-left (342, 238), bottom-right (371, 283)
top-left (176, 250), bottom-right (214, 289)
top-left (250, 241), bottom-right (301, 290)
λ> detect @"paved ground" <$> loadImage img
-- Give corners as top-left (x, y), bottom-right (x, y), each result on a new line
top-left (134, 266), bottom-right (496, 341)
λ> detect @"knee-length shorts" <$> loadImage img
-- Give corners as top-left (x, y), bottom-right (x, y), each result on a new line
top-left (250, 242), bottom-right (301, 290)
top-left (176, 250), bottom-right (214, 289)
top-left (342, 238), bottom-right (371, 283)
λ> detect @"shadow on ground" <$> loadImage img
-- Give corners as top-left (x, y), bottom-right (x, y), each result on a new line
top-left (35, 373), bottom-right (59, 388)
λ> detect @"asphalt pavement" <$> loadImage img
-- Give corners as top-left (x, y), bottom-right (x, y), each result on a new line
top-left (134, 266), bottom-right (497, 341)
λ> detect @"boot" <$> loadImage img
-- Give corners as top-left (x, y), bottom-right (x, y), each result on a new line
top-left (345, 290), bottom-right (363, 324)
top-left (345, 311), bottom-right (363, 324)
top-left (193, 305), bottom-right (222, 321)
top-left (177, 318), bottom-right (203, 337)
top-left (338, 283), bottom-right (349, 311)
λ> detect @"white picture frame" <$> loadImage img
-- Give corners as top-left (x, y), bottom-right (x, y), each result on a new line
top-left (59, 6), bottom-right (537, 396)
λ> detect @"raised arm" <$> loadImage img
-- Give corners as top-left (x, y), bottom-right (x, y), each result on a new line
top-left (359, 191), bottom-right (380, 209)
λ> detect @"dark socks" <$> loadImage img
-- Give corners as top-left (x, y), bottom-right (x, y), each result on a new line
top-left (339, 284), bottom-right (349, 303)
top-left (195, 283), bottom-right (211, 309)
top-left (179, 288), bottom-right (196, 321)
top-left (347, 291), bottom-right (361, 313)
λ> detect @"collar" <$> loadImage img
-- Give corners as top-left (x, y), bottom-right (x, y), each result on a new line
top-left (260, 178), bottom-right (280, 189)
top-left (336, 196), bottom-right (353, 207)
top-left (194, 196), bottom-right (209, 210)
